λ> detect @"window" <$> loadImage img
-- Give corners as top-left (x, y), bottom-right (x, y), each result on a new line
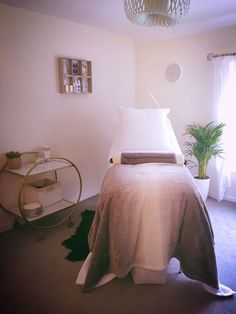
top-left (215, 57), bottom-right (236, 173)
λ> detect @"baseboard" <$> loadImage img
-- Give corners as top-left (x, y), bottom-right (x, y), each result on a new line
top-left (0, 220), bottom-right (13, 233)
top-left (224, 195), bottom-right (236, 203)
top-left (0, 207), bottom-right (14, 233)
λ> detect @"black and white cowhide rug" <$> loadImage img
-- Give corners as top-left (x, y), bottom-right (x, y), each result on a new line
top-left (62, 209), bottom-right (95, 261)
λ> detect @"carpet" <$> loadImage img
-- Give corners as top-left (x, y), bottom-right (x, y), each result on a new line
top-left (62, 209), bottom-right (95, 261)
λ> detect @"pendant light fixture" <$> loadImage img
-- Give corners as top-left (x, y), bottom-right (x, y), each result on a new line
top-left (124, 0), bottom-right (191, 27)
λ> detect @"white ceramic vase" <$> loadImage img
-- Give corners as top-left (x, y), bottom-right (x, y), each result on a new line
top-left (194, 177), bottom-right (210, 202)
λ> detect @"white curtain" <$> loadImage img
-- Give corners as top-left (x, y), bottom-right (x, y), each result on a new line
top-left (208, 56), bottom-right (236, 201)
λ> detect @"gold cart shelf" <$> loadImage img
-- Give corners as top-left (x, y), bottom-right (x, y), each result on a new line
top-left (0, 157), bottom-right (82, 230)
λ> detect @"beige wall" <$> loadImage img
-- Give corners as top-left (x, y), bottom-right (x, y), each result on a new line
top-left (135, 25), bottom-right (236, 201)
top-left (135, 25), bottom-right (236, 149)
top-left (0, 5), bottom-right (135, 231)
top-left (0, 5), bottom-right (135, 196)
top-left (0, 5), bottom-right (235, 232)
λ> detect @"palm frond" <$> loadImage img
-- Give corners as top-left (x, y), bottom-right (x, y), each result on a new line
top-left (184, 121), bottom-right (225, 179)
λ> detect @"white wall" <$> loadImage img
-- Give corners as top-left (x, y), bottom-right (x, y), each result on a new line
top-left (1, 5), bottom-right (235, 233)
top-left (135, 25), bottom-right (236, 200)
top-left (0, 5), bottom-right (135, 231)
top-left (135, 25), bottom-right (236, 148)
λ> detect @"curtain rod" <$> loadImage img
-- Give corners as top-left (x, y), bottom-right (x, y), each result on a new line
top-left (207, 52), bottom-right (236, 61)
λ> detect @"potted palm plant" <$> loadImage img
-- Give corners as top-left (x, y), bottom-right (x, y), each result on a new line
top-left (184, 121), bottom-right (225, 201)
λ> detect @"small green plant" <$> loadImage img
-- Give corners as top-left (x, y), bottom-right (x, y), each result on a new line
top-left (5, 150), bottom-right (22, 159)
top-left (184, 121), bottom-right (225, 179)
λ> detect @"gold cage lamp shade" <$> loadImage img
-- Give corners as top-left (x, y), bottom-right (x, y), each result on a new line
top-left (124, 0), bottom-right (191, 27)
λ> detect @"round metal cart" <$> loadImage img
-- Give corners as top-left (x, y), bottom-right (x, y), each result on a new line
top-left (1, 157), bottom-right (82, 235)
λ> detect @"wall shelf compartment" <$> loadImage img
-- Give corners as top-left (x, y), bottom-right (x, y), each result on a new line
top-left (58, 57), bottom-right (92, 94)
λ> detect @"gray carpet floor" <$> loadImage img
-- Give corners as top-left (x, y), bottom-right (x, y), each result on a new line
top-left (0, 196), bottom-right (236, 314)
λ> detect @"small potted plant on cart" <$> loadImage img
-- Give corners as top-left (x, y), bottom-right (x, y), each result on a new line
top-left (4, 150), bottom-right (22, 170)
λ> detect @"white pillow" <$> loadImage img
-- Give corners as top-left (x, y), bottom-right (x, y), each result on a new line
top-left (109, 106), bottom-right (182, 160)
top-left (166, 119), bottom-right (183, 155)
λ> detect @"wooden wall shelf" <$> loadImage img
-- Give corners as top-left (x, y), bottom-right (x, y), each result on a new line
top-left (58, 57), bottom-right (92, 94)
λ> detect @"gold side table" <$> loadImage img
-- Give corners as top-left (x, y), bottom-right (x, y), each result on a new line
top-left (0, 157), bottom-right (82, 234)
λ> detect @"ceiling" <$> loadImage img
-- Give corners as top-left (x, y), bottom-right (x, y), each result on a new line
top-left (1, 0), bottom-right (236, 42)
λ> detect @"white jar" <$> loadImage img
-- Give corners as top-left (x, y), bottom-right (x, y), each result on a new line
top-left (35, 152), bottom-right (44, 163)
top-left (41, 145), bottom-right (51, 160)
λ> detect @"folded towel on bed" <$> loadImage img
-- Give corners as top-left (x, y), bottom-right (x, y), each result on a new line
top-left (110, 152), bottom-right (185, 165)
top-left (121, 152), bottom-right (177, 165)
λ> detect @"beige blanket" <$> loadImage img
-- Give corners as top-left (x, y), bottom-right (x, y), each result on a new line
top-left (82, 163), bottom-right (219, 292)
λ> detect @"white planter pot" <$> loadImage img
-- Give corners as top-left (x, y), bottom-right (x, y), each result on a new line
top-left (194, 177), bottom-right (210, 202)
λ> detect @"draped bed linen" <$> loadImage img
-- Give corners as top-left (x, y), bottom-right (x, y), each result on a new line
top-left (78, 163), bottom-right (219, 292)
